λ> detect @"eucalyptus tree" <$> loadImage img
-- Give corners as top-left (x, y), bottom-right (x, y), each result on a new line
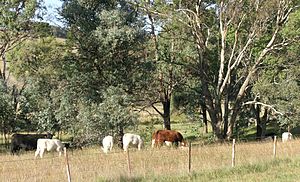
top-left (0, 0), bottom-right (49, 139)
top-left (0, 0), bottom-right (45, 85)
top-left (128, 1), bottom-right (194, 130)
top-left (8, 37), bottom-right (68, 134)
top-left (59, 0), bottom-right (149, 142)
top-left (251, 9), bottom-right (300, 136)
top-left (178, 0), bottom-right (300, 139)
top-left (138, 0), bottom-right (300, 139)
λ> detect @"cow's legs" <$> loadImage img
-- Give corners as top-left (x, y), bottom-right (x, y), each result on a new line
top-left (57, 147), bottom-right (62, 157)
top-left (102, 147), bottom-right (108, 154)
top-left (155, 140), bottom-right (163, 148)
top-left (109, 143), bottom-right (113, 151)
top-left (34, 148), bottom-right (40, 159)
top-left (123, 142), bottom-right (129, 152)
top-left (11, 147), bottom-right (19, 155)
top-left (138, 143), bottom-right (142, 150)
top-left (151, 139), bottom-right (155, 148)
top-left (39, 148), bottom-right (45, 158)
top-left (165, 141), bottom-right (172, 147)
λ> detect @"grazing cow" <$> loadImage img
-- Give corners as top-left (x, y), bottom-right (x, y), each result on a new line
top-left (282, 132), bottom-right (292, 142)
top-left (10, 133), bottom-right (53, 155)
top-left (265, 132), bottom-right (276, 140)
top-left (122, 133), bottom-right (143, 152)
top-left (101, 135), bottom-right (113, 154)
top-left (35, 139), bottom-right (65, 158)
top-left (151, 130), bottom-right (187, 148)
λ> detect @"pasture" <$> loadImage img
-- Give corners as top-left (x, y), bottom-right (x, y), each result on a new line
top-left (1, 138), bottom-right (300, 181)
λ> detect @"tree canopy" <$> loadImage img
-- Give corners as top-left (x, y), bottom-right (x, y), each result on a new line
top-left (1, 0), bottom-right (299, 143)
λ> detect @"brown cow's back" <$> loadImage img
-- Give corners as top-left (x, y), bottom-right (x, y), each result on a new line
top-left (152, 130), bottom-right (185, 147)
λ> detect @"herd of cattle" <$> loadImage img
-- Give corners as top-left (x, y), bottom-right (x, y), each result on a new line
top-left (9, 130), bottom-right (187, 157)
top-left (9, 130), bottom-right (293, 158)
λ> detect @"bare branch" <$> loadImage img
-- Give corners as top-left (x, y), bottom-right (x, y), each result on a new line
top-left (217, 0), bottom-right (226, 93)
top-left (152, 104), bottom-right (164, 117)
top-left (243, 101), bottom-right (284, 116)
top-left (219, 29), bottom-right (255, 94)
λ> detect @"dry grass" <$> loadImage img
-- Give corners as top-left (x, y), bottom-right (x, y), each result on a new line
top-left (1, 139), bottom-right (300, 182)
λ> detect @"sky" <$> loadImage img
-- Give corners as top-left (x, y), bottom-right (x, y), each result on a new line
top-left (43, 0), bottom-right (64, 27)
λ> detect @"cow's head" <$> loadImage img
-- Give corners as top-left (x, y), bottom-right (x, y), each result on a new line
top-left (46, 132), bottom-right (53, 139)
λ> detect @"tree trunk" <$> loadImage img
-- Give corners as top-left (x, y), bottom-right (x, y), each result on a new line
top-left (226, 101), bottom-right (240, 140)
top-left (201, 77), bottom-right (224, 139)
top-left (200, 103), bottom-right (208, 133)
top-left (162, 99), bottom-right (171, 130)
top-left (261, 108), bottom-right (268, 138)
top-left (223, 94), bottom-right (229, 138)
top-left (207, 104), bottom-right (224, 140)
top-left (253, 103), bottom-right (269, 139)
top-left (117, 125), bottom-right (124, 149)
top-left (226, 68), bottom-right (254, 139)
top-left (1, 54), bottom-right (7, 82)
top-left (252, 103), bottom-right (263, 139)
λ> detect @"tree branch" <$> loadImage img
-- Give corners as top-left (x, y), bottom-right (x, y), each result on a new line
top-left (243, 101), bottom-right (284, 116)
top-left (151, 104), bottom-right (164, 117)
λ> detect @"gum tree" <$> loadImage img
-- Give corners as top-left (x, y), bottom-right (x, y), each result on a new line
top-left (137, 0), bottom-right (300, 139)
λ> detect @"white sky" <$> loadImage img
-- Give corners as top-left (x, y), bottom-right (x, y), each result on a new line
top-left (43, 0), bottom-right (63, 27)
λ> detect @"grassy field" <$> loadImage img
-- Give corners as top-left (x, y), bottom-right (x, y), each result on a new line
top-left (1, 138), bottom-right (300, 182)
top-left (1, 120), bottom-right (299, 182)
top-left (141, 158), bottom-right (300, 182)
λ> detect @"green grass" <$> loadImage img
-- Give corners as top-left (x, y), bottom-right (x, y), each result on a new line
top-left (186, 158), bottom-right (300, 182)
top-left (100, 158), bottom-right (300, 182)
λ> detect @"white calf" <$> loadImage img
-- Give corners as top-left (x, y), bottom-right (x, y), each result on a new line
top-left (282, 132), bottom-right (292, 142)
top-left (35, 139), bottom-right (64, 158)
top-left (101, 135), bottom-right (113, 154)
top-left (123, 133), bottom-right (143, 152)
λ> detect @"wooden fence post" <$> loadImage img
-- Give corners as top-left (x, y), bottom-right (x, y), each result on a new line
top-left (34, 158), bottom-right (37, 182)
top-left (64, 147), bottom-right (71, 182)
top-left (273, 136), bottom-right (277, 159)
top-left (232, 139), bottom-right (236, 167)
top-left (188, 142), bottom-right (192, 173)
top-left (126, 150), bottom-right (132, 177)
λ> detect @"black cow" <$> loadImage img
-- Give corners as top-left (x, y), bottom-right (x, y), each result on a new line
top-left (10, 133), bottom-right (53, 155)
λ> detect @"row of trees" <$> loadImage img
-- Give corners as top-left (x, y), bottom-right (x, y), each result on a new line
top-left (1, 0), bottom-right (299, 144)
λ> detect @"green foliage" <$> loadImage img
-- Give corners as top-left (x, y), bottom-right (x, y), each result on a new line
top-left (281, 9), bottom-right (300, 38)
top-left (252, 8), bottom-right (300, 129)
top-left (0, 81), bottom-right (14, 133)
top-left (3, 0), bottom-right (299, 143)
top-left (75, 86), bottom-right (138, 143)
top-left (8, 37), bottom-right (68, 132)
top-left (0, 0), bottom-right (45, 50)
top-left (60, 0), bottom-right (150, 100)
top-left (54, 0), bottom-right (150, 141)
